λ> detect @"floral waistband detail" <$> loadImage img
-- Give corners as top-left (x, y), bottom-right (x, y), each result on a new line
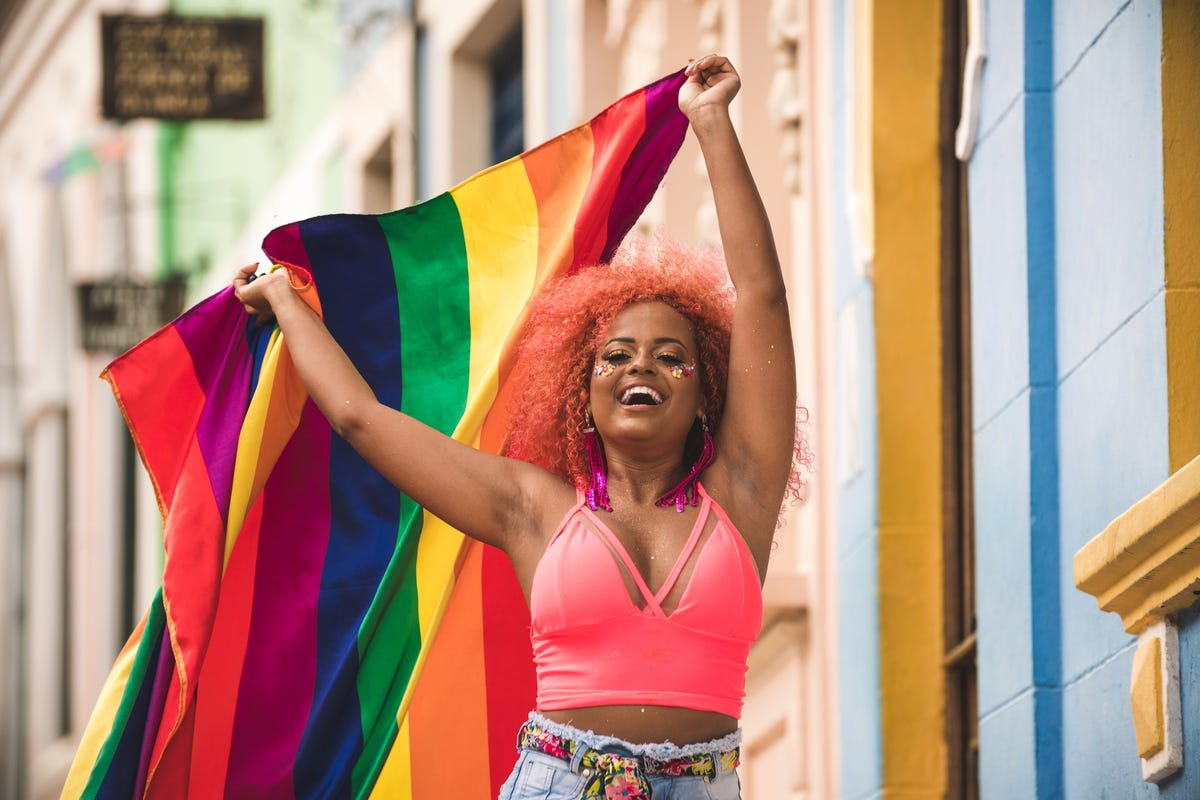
top-left (517, 722), bottom-right (739, 798)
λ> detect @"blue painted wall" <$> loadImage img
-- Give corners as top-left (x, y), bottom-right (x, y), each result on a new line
top-left (969, 1), bottom-right (1064, 794)
top-left (832, 1), bottom-right (882, 797)
top-left (969, 1), bottom-right (1171, 797)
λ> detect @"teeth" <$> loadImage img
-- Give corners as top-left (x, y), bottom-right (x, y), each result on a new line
top-left (620, 386), bottom-right (663, 405)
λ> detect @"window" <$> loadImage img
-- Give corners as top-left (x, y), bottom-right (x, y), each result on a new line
top-left (941, 0), bottom-right (978, 796)
top-left (363, 135), bottom-right (395, 215)
top-left (489, 26), bottom-right (523, 164)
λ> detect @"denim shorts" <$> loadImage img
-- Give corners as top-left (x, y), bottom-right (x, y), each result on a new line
top-left (497, 713), bottom-right (743, 800)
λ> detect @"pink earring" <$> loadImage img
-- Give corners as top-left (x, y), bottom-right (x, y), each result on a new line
top-left (583, 411), bottom-right (613, 511)
top-left (657, 414), bottom-right (715, 512)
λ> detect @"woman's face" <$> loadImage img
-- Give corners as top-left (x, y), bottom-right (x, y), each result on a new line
top-left (588, 301), bottom-right (704, 449)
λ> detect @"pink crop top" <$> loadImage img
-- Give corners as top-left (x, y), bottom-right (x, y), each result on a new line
top-left (528, 483), bottom-right (763, 718)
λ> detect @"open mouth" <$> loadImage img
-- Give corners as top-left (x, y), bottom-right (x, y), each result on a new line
top-left (619, 386), bottom-right (664, 406)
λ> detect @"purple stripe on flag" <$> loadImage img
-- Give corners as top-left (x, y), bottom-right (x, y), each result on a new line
top-left (171, 289), bottom-right (254, 524)
top-left (261, 223), bottom-right (312, 274)
top-left (133, 634), bottom-right (176, 800)
top-left (223, 402), bottom-right (331, 799)
top-left (600, 71), bottom-right (689, 262)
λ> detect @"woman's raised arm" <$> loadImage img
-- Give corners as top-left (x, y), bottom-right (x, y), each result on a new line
top-left (681, 56), bottom-right (798, 550)
top-left (233, 265), bottom-right (569, 551)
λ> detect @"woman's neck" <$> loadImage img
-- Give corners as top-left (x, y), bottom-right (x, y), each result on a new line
top-left (602, 452), bottom-right (688, 505)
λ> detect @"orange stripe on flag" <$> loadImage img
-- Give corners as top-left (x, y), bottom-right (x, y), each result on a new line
top-left (408, 544), bottom-right (492, 798)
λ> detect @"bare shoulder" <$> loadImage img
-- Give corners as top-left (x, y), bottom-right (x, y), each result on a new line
top-left (700, 459), bottom-right (781, 573)
top-left (503, 465), bottom-right (580, 580)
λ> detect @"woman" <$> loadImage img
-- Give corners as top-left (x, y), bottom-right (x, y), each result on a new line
top-left (235, 54), bottom-right (803, 800)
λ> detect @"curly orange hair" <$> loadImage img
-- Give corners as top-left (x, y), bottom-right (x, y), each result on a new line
top-left (504, 235), bottom-right (811, 506)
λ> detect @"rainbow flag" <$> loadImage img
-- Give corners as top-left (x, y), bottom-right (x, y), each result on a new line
top-left (63, 70), bottom-right (689, 799)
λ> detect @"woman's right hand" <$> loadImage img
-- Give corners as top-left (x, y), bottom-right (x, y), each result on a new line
top-left (233, 263), bottom-right (289, 322)
top-left (679, 54), bottom-right (740, 123)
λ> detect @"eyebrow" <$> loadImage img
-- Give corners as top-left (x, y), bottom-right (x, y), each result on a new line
top-left (604, 336), bottom-right (689, 347)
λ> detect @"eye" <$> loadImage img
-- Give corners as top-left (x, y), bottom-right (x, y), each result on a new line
top-left (602, 351), bottom-right (632, 363)
top-left (656, 353), bottom-right (685, 365)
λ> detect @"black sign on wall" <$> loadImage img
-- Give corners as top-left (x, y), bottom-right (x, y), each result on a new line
top-left (101, 14), bottom-right (265, 121)
top-left (78, 277), bottom-right (188, 353)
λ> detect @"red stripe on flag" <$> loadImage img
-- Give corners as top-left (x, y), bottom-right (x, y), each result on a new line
top-left (141, 440), bottom-right (226, 787)
top-left (571, 88), bottom-right (648, 271)
top-left (186, 494), bottom-right (265, 796)
top-left (480, 544), bottom-right (536, 796)
top-left (144, 682), bottom-right (192, 799)
top-left (103, 325), bottom-right (205, 516)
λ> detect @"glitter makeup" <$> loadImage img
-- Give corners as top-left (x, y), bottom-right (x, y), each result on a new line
top-left (670, 362), bottom-right (697, 379)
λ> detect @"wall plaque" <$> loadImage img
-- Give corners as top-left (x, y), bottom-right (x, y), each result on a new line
top-left (78, 277), bottom-right (188, 353)
top-left (101, 14), bottom-right (265, 121)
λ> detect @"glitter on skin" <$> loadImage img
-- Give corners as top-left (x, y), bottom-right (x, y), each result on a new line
top-left (670, 362), bottom-right (697, 379)
top-left (593, 362), bottom-right (615, 378)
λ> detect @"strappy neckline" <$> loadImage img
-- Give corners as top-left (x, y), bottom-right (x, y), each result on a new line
top-left (575, 491), bottom-right (712, 619)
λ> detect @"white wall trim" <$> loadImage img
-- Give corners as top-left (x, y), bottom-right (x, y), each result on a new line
top-left (1139, 618), bottom-right (1183, 783)
top-left (954, 0), bottom-right (986, 161)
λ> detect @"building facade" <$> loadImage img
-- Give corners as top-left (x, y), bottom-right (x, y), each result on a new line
top-left (0, 2), bottom-right (170, 797)
top-left (831, 0), bottom-right (1200, 798)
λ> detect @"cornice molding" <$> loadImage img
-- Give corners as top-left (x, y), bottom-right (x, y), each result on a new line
top-left (767, 0), bottom-right (807, 195)
top-left (0, 0), bottom-right (90, 132)
top-left (1074, 453), bottom-right (1200, 634)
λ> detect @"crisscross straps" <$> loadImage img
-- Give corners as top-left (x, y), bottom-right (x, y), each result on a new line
top-left (579, 492), bottom-right (712, 617)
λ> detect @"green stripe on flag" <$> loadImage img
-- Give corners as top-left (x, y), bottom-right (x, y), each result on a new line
top-left (82, 593), bottom-right (167, 797)
top-left (351, 193), bottom-right (472, 794)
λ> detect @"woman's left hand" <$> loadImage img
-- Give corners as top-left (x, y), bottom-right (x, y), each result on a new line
top-left (679, 54), bottom-right (740, 120)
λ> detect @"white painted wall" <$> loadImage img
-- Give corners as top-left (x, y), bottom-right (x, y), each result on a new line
top-left (0, 1), bottom-right (167, 796)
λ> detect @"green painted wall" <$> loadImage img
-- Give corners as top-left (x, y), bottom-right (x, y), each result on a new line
top-left (160, 0), bottom-right (340, 279)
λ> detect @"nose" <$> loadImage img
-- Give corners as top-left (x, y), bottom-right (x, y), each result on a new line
top-left (627, 349), bottom-right (654, 373)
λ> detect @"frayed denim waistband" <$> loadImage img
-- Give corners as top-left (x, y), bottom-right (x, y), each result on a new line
top-left (526, 712), bottom-right (742, 761)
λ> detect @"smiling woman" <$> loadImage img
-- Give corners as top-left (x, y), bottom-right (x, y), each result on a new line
top-left (233, 54), bottom-right (808, 800)
top-left (505, 238), bottom-right (738, 513)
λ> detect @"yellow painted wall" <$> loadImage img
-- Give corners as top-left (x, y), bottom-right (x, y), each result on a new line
top-left (871, 0), bottom-right (947, 796)
top-left (1163, 0), bottom-right (1200, 473)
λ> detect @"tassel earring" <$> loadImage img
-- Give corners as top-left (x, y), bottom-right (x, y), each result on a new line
top-left (583, 412), bottom-right (613, 512)
top-left (657, 415), bottom-right (716, 512)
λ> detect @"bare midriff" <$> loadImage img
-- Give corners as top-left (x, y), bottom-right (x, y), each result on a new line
top-left (539, 705), bottom-right (738, 746)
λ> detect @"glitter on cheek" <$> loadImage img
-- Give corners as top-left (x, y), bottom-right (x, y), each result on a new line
top-left (593, 361), bottom-right (615, 378)
top-left (670, 362), bottom-right (697, 380)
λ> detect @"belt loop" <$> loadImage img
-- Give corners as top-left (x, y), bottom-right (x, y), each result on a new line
top-left (568, 739), bottom-right (588, 774)
top-left (709, 749), bottom-right (723, 778)
top-left (722, 747), bottom-right (735, 777)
